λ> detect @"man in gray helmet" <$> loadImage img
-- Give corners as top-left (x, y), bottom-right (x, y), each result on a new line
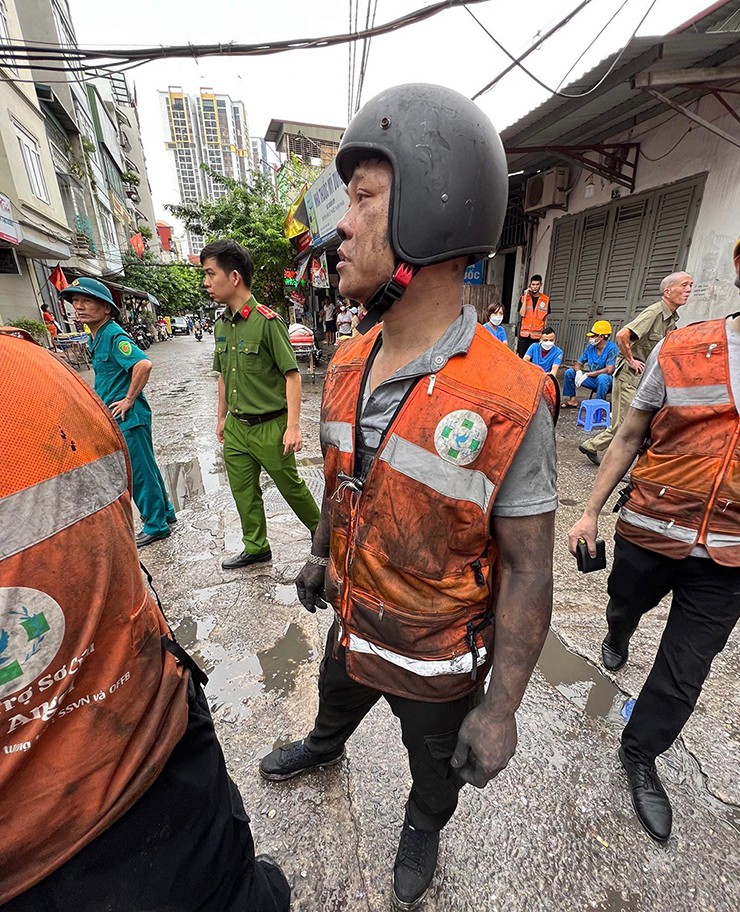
top-left (260, 84), bottom-right (558, 910)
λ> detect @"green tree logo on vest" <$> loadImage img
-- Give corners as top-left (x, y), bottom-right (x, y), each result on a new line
top-left (434, 410), bottom-right (488, 466)
top-left (0, 588), bottom-right (66, 700)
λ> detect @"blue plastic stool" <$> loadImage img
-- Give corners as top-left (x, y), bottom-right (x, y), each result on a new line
top-left (577, 398), bottom-right (610, 432)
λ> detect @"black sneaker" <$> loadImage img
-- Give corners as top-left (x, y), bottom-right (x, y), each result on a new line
top-left (392, 812), bottom-right (440, 911)
top-left (259, 739), bottom-right (345, 781)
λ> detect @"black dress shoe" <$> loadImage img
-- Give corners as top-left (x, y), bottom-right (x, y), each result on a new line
top-left (618, 747), bottom-right (672, 843)
top-left (259, 739), bottom-right (345, 781)
top-left (393, 812), bottom-right (440, 911)
top-left (221, 549), bottom-right (272, 570)
top-left (601, 636), bottom-right (629, 671)
top-left (579, 444), bottom-right (600, 465)
top-left (166, 515), bottom-right (178, 525)
top-left (135, 528), bottom-right (171, 548)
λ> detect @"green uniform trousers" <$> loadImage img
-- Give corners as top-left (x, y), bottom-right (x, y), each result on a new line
top-left (581, 370), bottom-right (640, 454)
top-left (123, 423), bottom-right (176, 536)
top-left (223, 412), bottom-right (320, 555)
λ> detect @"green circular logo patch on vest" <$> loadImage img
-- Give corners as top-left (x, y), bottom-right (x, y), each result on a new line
top-left (434, 410), bottom-right (488, 466)
top-left (118, 339), bottom-right (133, 357)
top-left (0, 587), bottom-right (66, 699)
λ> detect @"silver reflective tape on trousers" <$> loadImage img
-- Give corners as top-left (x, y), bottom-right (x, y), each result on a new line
top-left (0, 450), bottom-right (128, 561)
top-left (320, 421), bottom-right (354, 454)
top-left (380, 434), bottom-right (495, 513)
top-left (348, 633), bottom-right (487, 677)
top-left (665, 384), bottom-right (730, 407)
top-left (620, 506), bottom-right (698, 543)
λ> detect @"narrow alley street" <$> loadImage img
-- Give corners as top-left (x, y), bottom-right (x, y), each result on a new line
top-left (131, 334), bottom-right (739, 912)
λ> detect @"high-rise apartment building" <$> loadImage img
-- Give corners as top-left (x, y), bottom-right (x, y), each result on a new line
top-left (160, 87), bottom-right (252, 254)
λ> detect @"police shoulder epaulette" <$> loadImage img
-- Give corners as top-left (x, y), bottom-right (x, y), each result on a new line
top-left (255, 303), bottom-right (278, 320)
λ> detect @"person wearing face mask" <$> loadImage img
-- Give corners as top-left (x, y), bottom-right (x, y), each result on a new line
top-left (484, 303), bottom-right (507, 343)
top-left (566, 237), bottom-right (740, 846)
top-left (523, 326), bottom-right (563, 377)
top-left (561, 321), bottom-right (618, 407)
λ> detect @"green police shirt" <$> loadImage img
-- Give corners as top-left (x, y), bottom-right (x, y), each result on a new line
top-left (212, 298), bottom-right (298, 416)
top-left (89, 319), bottom-right (152, 430)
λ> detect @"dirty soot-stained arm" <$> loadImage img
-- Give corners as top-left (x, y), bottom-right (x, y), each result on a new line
top-left (451, 510), bottom-right (554, 788)
top-left (295, 493), bottom-right (332, 614)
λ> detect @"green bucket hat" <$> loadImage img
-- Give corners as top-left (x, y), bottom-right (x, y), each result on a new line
top-left (60, 277), bottom-right (120, 318)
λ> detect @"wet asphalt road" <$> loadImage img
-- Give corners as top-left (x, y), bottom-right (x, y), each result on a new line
top-left (118, 334), bottom-right (739, 912)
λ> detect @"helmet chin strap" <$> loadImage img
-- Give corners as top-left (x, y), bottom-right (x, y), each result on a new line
top-left (357, 261), bottom-right (417, 333)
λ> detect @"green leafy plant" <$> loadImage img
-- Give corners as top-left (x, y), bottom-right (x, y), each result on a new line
top-left (8, 318), bottom-right (48, 344)
top-left (167, 166), bottom-right (292, 312)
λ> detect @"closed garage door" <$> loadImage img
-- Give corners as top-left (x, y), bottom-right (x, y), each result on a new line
top-left (545, 173), bottom-right (705, 361)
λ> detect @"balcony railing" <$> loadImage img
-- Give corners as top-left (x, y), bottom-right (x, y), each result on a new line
top-left (74, 214), bottom-right (97, 256)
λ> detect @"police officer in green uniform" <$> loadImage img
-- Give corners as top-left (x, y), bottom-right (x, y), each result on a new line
top-left (61, 277), bottom-right (176, 547)
top-left (201, 240), bottom-right (320, 568)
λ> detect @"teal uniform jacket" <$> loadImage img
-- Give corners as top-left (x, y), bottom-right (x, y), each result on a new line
top-left (89, 320), bottom-right (152, 429)
top-left (89, 320), bottom-right (174, 535)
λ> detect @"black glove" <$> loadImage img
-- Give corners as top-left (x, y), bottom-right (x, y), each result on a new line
top-left (295, 562), bottom-right (329, 614)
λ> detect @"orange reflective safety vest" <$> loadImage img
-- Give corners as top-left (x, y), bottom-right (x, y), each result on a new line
top-left (320, 324), bottom-right (557, 702)
top-left (519, 291), bottom-right (550, 340)
top-left (0, 330), bottom-right (189, 903)
top-left (617, 317), bottom-right (740, 566)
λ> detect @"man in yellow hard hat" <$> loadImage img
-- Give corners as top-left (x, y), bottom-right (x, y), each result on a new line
top-left (562, 320), bottom-right (619, 407)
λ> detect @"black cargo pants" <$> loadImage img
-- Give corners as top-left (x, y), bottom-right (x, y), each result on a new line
top-left (5, 680), bottom-right (290, 912)
top-left (607, 535), bottom-right (740, 766)
top-left (305, 624), bottom-right (484, 832)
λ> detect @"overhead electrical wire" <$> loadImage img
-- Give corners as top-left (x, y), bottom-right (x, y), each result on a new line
top-left (555, 0), bottom-right (633, 92)
top-left (468, 0), bottom-right (659, 100)
top-left (0, 0), bottom-right (492, 76)
top-left (471, 0), bottom-right (597, 99)
top-left (354, 0), bottom-right (380, 114)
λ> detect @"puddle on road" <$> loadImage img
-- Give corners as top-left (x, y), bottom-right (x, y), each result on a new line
top-left (537, 629), bottom-right (626, 723)
top-left (162, 451), bottom-right (227, 510)
top-left (172, 617), bottom-right (314, 721)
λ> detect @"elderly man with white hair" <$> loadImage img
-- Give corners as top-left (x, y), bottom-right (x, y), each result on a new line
top-left (579, 271), bottom-right (693, 464)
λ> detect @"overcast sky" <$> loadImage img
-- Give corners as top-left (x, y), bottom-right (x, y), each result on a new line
top-left (67, 0), bottom-right (708, 230)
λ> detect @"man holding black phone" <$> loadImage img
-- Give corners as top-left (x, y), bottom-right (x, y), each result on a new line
top-left (567, 236), bottom-right (740, 846)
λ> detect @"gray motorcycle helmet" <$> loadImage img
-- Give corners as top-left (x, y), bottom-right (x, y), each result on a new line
top-left (335, 83), bottom-right (508, 266)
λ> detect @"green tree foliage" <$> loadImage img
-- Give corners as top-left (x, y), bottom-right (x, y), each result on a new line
top-left (167, 166), bottom-right (292, 310)
top-left (122, 251), bottom-right (207, 317)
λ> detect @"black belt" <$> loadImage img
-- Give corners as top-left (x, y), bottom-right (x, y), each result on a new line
top-left (231, 408), bottom-right (287, 426)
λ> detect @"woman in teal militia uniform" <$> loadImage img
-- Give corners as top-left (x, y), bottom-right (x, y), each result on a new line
top-left (60, 277), bottom-right (175, 547)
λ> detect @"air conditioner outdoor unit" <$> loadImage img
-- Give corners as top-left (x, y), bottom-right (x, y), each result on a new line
top-left (524, 167), bottom-right (570, 214)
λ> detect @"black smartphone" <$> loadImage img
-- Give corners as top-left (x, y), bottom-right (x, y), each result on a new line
top-left (575, 538), bottom-right (607, 573)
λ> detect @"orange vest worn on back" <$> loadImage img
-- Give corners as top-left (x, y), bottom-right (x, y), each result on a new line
top-left (617, 318), bottom-right (740, 565)
top-left (0, 332), bottom-right (189, 903)
top-left (519, 291), bottom-right (550, 340)
top-left (320, 324), bottom-right (556, 702)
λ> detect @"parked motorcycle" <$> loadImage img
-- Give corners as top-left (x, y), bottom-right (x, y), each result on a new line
top-left (132, 325), bottom-right (150, 350)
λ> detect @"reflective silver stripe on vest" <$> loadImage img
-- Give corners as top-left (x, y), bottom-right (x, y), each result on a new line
top-left (320, 421), bottom-right (354, 454)
top-left (380, 434), bottom-right (495, 513)
top-left (0, 450), bottom-right (128, 562)
top-left (348, 633), bottom-right (487, 677)
top-left (706, 532), bottom-right (740, 548)
top-left (665, 385), bottom-right (730, 407)
top-left (620, 506), bottom-right (698, 543)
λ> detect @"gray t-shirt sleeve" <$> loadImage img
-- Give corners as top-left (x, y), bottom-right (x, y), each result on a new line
top-left (491, 399), bottom-right (557, 517)
top-left (631, 340), bottom-right (666, 411)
